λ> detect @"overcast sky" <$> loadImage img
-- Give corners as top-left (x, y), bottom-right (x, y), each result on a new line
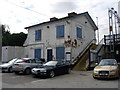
top-left (0, 0), bottom-right (119, 40)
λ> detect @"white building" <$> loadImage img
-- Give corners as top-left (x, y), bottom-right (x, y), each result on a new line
top-left (24, 12), bottom-right (98, 62)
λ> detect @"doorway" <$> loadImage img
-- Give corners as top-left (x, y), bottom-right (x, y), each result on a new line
top-left (47, 49), bottom-right (53, 61)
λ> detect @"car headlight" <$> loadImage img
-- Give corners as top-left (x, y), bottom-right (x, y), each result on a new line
top-left (94, 70), bottom-right (99, 73)
top-left (31, 69), bottom-right (35, 72)
top-left (110, 70), bottom-right (116, 72)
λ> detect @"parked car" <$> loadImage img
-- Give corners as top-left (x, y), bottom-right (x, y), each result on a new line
top-left (93, 59), bottom-right (119, 79)
top-left (32, 60), bottom-right (71, 78)
top-left (0, 58), bottom-right (18, 72)
top-left (12, 58), bottom-right (43, 75)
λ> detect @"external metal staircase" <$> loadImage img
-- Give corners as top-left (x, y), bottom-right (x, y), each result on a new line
top-left (71, 39), bottom-right (97, 71)
top-left (71, 38), bottom-right (105, 71)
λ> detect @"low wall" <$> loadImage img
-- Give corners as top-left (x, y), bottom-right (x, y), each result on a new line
top-left (2, 46), bottom-right (25, 62)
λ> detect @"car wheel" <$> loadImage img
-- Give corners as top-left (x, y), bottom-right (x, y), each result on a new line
top-left (32, 74), bottom-right (37, 78)
top-left (49, 71), bottom-right (55, 78)
top-left (24, 68), bottom-right (31, 75)
top-left (93, 76), bottom-right (97, 79)
top-left (67, 68), bottom-right (71, 74)
top-left (8, 67), bottom-right (13, 73)
top-left (14, 71), bottom-right (19, 74)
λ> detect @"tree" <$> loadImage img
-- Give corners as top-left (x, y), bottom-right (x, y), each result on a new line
top-left (2, 25), bottom-right (11, 46)
top-left (8, 32), bottom-right (27, 46)
top-left (2, 25), bottom-right (27, 46)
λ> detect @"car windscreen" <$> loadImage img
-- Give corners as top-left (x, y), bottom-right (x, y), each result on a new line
top-left (15, 59), bottom-right (24, 63)
top-left (43, 61), bottom-right (57, 66)
top-left (8, 58), bottom-right (17, 64)
top-left (99, 59), bottom-right (117, 66)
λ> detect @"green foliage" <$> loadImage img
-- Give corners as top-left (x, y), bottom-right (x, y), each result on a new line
top-left (2, 30), bottom-right (27, 46)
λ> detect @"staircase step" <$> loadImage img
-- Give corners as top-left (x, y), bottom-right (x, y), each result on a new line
top-left (72, 44), bottom-right (97, 71)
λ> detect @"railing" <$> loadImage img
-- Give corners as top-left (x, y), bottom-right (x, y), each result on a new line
top-left (72, 39), bottom-right (96, 65)
top-left (99, 38), bottom-right (104, 44)
top-left (104, 34), bottom-right (120, 45)
top-left (95, 38), bottom-right (104, 54)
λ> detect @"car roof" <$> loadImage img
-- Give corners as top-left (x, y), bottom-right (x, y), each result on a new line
top-left (100, 59), bottom-right (117, 63)
top-left (22, 58), bottom-right (41, 60)
top-left (22, 58), bottom-right (31, 60)
top-left (101, 59), bottom-right (117, 61)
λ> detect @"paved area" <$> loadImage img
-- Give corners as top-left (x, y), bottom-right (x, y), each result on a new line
top-left (1, 71), bottom-right (119, 88)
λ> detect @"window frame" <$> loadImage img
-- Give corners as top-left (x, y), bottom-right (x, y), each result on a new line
top-left (56, 25), bottom-right (65, 38)
top-left (76, 26), bottom-right (82, 39)
top-left (35, 29), bottom-right (42, 41)
top-left (34, 49), bottom-right (41, 59)
top-left (56, 46), bottom-right (65, 60)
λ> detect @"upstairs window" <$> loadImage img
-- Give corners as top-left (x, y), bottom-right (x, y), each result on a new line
top-left (56, 25), bottom-right (64, 38)
top-left (76, 27), bottom-right (82, 38)
top-left (35, 30), bottom-right (41, 40)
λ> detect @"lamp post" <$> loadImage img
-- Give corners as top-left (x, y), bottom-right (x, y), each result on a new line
top-left (96, 17), bottom-right (99, 44)
top-left (111, 8), bottom-right (118, 37)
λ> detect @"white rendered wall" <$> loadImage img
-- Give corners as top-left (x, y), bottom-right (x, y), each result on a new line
top-left (70, 16), bottom-right (95, 60)
top-left (25, 16), bottom-right (95, 61)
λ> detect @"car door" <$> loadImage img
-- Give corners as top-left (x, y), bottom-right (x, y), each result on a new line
top-left (56, 61), bottom-right (64, 75)
top-left (22, 59), bottom-right (32, 69)
top-left (35, 59), bottom-right (43, 67)
top-left (30, 59), bottom-right (38, 68)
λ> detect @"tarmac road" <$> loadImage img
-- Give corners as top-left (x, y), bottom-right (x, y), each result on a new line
top-left (1, 71), bottom-right (119, 88)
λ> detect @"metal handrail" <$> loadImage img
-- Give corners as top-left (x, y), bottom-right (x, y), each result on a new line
top-left (72, 39), bottom-right (95, 65)
top-left (98, 38), bottom-right (104, 44)
top-left (104, 34), bottom-right (120, 45)
top-left (95, 38), bottom-right (104, 54)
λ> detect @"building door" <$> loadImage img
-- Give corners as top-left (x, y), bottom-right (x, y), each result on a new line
top-left (47, 49), bottom-right (52, 61)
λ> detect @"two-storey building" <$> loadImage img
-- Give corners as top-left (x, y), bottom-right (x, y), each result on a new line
top-left (24, 12), bottom-right (98, 63)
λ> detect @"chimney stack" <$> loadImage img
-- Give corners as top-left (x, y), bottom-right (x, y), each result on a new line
top-left (68, 12), bottom-right (77, 17)
top-left (50, 17), bottom-right (58, 21)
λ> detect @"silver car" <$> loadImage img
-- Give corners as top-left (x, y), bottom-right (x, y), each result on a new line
top-left (12, 58), bottom-right (43, 75)
top-left (0, 58), bottom-right (18, 72)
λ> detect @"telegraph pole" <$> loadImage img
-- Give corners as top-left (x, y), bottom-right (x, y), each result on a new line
top-left (96, 17), bottom-right (99, 44)
top-left (108, 8), bottom-right (120, 59)
top-left (96, 17), bottom-right (100, 44)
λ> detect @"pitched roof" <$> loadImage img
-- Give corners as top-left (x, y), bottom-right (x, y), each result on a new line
top-left (25, 12), bottom-right (98, 30)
